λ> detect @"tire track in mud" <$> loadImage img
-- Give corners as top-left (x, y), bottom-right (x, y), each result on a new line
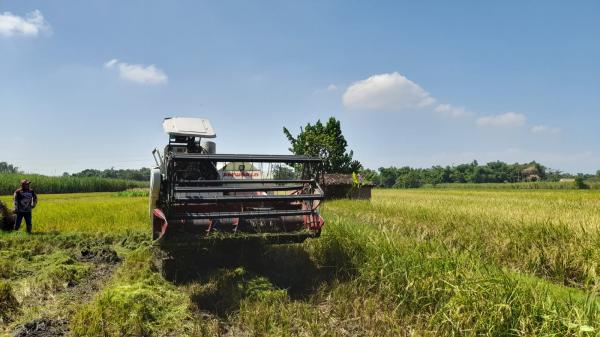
top-left (7, 247), bottom-right (121, 337)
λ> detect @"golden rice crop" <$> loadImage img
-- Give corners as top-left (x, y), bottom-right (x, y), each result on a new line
top-left (326, 189), bottom-right (600, 289)
top-left (0, 192), bottom-right (147, 234)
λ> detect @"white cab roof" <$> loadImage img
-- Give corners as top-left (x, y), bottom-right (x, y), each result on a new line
top-left (163, 117), bottom-right (216, 138)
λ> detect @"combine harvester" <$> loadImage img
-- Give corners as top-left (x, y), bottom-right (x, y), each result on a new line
top-left (150, 117), bottom-right (325, 252)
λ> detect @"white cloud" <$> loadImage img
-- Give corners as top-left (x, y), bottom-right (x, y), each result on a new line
top-left (531, 125), bottom-right (561, 135)
top-left (104, 59), bottom-right (118, 68)
top-left (326, 84), bottom-right (338, 91)
top-left (0, 10), bottom-right (50, 37)
top-left (434, 104), bottom-right (468, 118)
top-left (342, 72), bottom-right (557, 133)
top-left (104, 59), bottom-right (168, 85)
top-left (342, 72), bottom-right (436, 111)
top-left (476, 112), bottom-right (526, 128)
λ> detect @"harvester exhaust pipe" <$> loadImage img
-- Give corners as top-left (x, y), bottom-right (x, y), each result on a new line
top-left (202, 141), bottom-right (216, 154)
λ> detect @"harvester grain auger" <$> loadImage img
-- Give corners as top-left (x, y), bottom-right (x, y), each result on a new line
top-left (150, 117), bottom-right (325, 247)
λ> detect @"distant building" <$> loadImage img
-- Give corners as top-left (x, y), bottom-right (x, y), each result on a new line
top-left (559, 178), bottom-right (575, 183)
top-left (521, 166), bottom-right (540, 182)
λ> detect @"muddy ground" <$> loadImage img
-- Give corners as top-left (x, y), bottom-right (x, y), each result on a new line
top-left (2, 242), bottom-right (121, 337)
top-left (0, 201), bottom-right (16, 231)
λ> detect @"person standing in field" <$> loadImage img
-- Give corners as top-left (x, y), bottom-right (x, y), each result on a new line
top-left (13, 180), bottom-right (37, 234)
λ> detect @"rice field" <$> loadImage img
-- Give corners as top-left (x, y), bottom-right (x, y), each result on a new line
top-left (1, 192), bottom-right (147, 234)
top-left (1, 189), bottom-right (600, 336)
top-left (331, 189), bottom-right (600, 289)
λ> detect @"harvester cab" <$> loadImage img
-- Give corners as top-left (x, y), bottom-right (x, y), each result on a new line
top-left (150, 117), bottom-right (325, 246)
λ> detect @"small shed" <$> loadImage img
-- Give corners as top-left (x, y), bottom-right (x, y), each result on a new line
top-left (322, 173), bottom-right (373, 200)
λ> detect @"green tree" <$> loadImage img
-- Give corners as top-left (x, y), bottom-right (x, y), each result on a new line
top-left (70, 168), bottom-right (151, 181)
top-left (283, 117), bottom-right (361, 174)
top-left (575, 174), bottom-right (588, 189)
top-left (378, 167), bottom-right (399, 188)
top-left (546, 168), bottom-right (564, 182)
top-left (0, 162), bottom-right (20, 174)
top-left (359, 168), bottom-right (380, 186)
top-left (395, 169), bottom-right (422, 188)
top-left (272, 165), bottom-right (296, 180)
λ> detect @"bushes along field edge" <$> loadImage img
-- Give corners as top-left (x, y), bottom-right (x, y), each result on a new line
top-left (0, 173), bottom-right (147, 195)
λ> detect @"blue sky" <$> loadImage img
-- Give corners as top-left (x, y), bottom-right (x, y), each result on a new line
top-left (1, 1), bottom-right (599, 175)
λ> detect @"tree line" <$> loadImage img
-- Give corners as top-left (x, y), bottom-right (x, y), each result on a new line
top-left (283, 117), bottom-right (600, 188)
top-left (3, 113), bottom-right (600, 189)
top-left (66, 168), bottom-right (151, 181)
top-left (359, 162), bottom-right (600, 188)
top-left (0, 163), bottom-right (150, 182)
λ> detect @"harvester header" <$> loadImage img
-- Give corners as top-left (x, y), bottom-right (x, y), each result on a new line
top-left (150, 117), bottom-right (325, 246)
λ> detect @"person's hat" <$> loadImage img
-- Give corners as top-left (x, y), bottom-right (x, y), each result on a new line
top-left (20, 179), bottom-right (30, 186)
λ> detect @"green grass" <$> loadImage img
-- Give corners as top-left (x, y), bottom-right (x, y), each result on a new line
top-left (116, 188), bottom-right (150, 197)
top-left (0, 230), bottom-right (149, 333)
top-left (0, 173), bottom-right (147, 195)
top-left (2, 189), bottom-right (600, 336)
top-left (70, 247), bottom-right (190, 337)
